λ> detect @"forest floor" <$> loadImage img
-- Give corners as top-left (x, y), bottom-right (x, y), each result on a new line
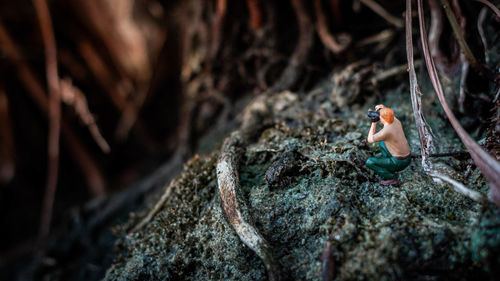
top-left (102, 76), bottom-right (499, 280)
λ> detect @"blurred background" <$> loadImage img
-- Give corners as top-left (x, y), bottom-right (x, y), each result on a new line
top-left (0, 0), bottom-right (498, 280)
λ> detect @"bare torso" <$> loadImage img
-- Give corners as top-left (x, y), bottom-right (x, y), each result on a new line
top-left (378, 118), bottom-right (410, 157)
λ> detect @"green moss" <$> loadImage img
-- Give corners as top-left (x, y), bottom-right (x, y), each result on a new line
top-left (104, 86), bottom-right (496, 281)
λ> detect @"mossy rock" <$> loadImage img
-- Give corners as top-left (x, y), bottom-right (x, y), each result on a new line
top-left (104, 85), bottom-right (497, 281)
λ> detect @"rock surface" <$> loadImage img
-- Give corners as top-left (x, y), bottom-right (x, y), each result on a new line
top-left (104, 84), bottom-right (499, 280)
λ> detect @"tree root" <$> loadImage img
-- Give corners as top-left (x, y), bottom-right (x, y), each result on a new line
top-left (314, 0), bottom-right (351, 54)
top-left (216, 97), bottom-right (281, 281)
top-left (217, 131), bottom-right (281, 281)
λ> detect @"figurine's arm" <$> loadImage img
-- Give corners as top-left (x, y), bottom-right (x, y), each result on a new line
top-left (367, 123), bottom-right (387, 143)
top-left (367, 122), bottom-right (378, 143)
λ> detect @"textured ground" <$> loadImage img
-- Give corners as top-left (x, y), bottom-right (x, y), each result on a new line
top-left (104, 83), bottom-right (499, 280)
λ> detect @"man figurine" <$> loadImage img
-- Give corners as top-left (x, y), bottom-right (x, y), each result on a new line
top-left (365, 104), bottom-right (411, 185)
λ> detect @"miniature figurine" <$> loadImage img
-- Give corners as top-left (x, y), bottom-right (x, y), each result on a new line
top-left (365, 104), bottom-right (411, 185)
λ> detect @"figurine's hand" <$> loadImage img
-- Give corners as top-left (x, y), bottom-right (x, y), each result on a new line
top-left (375, 104), bottom-right (385, 111)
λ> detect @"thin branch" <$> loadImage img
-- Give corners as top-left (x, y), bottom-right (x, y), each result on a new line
top-left (314, 0), bottom-right (351, 54)
top-left (0, 23), bottom-right (107, 197)
top-left (451, 0), bottom-right (469, 114)
top-left (369, 61), bottom-right (422, 86)
top-left (477, 7), bottom-right (489, 64)
top-left (360, 0), bottom-right (404, 28)
top-left (356, 29), bottom-right (395, 47)
top-left (439, 0), bottom-right (482, 74)
top-left (473, 0), bottom-right (500, 20)
top-left (32, 0), bottom-right (62, 243)
top-left (430, 173), bottom-right (486, 202)
top-left (405, 0), bottom-right (434, 173)
top-left (60, 78), bottom-right (110, 153)
top-left (131, 180), bottom-right (175, 233)
top-left (417, 0), bottom-right (500, 207)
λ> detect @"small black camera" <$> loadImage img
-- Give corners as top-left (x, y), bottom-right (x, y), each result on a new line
top-left (367, 109), bottom-right (380, 122)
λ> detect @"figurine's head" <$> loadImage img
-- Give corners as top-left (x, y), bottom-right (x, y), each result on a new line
top-left (380, 107), bottom-right (394, 124)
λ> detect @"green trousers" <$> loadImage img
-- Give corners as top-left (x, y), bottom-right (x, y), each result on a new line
top-left (365, 141), bottom-right (411, 180)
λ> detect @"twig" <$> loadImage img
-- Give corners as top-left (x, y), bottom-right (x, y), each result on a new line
top-left (32, 0), bottom-right (62, 243)
top-left (77, 39), bottom-right (156, 149)
top-left (59, 78), bottom-right (110, 153)
top-left (473, 0), bottom-right (500, 20)
top-left (0, 88), bottom-right (15, 183)
top-left (458, 60), bottom-right (469, 113)
top-left (450, 0), bottom-right (469, 114)
top-left (356, 29), bottom-right (395, 47)
top-left (130, 180), bottom-right (175, 233)
top-left (417, 0), bottom-right (500, 207)
top-left (430, 173), bottom-right (485, 202)
top-left (360, 0), bottom-right (404, 28)
top-left (439, 0), bottom-right (482, 74)
top-left (369, 61), bottom-right (422, 86)
top-left (477, 7), bottom-right (489, 64)
top-left (314, 0), bottom-right (351, 54)
top-left (0, 23), bottom-right (107, 197)
top-left (77, 40), bottom-right (137, 140)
